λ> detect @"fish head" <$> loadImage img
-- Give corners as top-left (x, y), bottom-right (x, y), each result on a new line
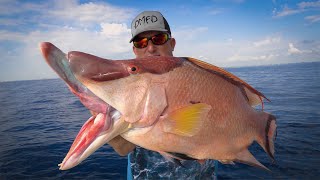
top-left (40, 42), bottom-right (108, 113)
top-left (39, 42), bottom-right (182, 170)
top-left (40, 42), bottom-right (129, 170)
top-left (67, 51), bottom-right (182, 123)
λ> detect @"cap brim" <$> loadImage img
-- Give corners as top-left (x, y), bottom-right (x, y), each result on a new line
top-left (129, 29), bottom-right (168, 43)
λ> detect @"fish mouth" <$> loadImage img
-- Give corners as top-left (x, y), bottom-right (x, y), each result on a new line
top-left (58, 109), bottom-right (127, 170)
top-left (40, 42), bottom-right (129, 170)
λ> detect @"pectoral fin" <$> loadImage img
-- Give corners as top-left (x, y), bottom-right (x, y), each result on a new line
top-left (132, 84), bottom-right (167, 128)
top-left (162, 103), bottom-right (211, 137)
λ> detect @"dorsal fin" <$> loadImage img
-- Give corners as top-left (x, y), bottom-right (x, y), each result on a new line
top-left (184, 57), bottom-right (270, 108)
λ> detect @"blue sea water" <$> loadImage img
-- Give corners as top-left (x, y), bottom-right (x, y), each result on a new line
top-left (0, 62), bottom-right (319, 179)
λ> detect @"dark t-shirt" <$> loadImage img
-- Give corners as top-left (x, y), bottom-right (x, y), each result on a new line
top-left (129, 146), bottom-right (217, 179)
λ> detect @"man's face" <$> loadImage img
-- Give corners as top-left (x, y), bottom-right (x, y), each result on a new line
top-left (133, 31), bottom-right (176, 58)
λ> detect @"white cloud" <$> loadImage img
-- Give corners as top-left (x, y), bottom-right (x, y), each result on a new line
top-left (174, 32), bottom-right (283, 67)
top-left (174, 29), bottom-right (319, 67)
top-left (0, 0), bottom-right (136, 82)
top-left (0, 0), bottom-right (135, 28)
top-left (227, 38), bottom-right (233, 43)
top-left (208, 8), bottom-right (225, 15)
top-left (227, 54), bottom-right (279, 62)
top-left (288, 43), bottom-right (302, 54)
top-left (253, 37), bottom-right (281, 47)
top-left (273, 5), bottom-right (304, 18)
top-left (0, 0), bottom-right (37, 15)
top-left (0, 25), bottom-right (134, 82)
top-left (305, 14), bottom-right (320, 23)
top-left (1, 1), bottom-right (319, 81)
top-left (0, 18), bottom-right (22, 26)
top-left (0, 30), bottom-right (25, 41)
top-left (9, 25), bottom-right (133, 56)
top-left (273, 1), bottom-right (320, 20)
top-left (298, 0), bottom-right (320, 9)
top-left (173, 27), bottom-right (208, 41)
top-left (48, 1), bottom-right (134, 25)
top-left (100, 23), bottom-right (131, 38)
top-left (288, 43), bottom-right (312, 55)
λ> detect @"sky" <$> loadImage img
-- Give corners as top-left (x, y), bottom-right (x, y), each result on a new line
top-left (0, 0), bottom-right (319, 82)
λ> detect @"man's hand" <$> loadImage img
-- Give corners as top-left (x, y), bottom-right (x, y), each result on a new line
top-left (108, 135), bottom-right (136, 156)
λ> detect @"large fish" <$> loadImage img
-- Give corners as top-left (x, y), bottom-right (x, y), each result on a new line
top-left (40, 42), bottom-right (276, 171)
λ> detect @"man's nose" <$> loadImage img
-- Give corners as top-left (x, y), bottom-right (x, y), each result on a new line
top-left (146, 40), bottom-right (156, 53)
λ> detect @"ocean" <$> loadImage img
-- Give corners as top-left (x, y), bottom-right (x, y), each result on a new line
top-left (0, 62), bottom-right (319, 179)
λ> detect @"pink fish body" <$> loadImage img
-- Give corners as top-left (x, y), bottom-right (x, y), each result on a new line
top-left (40, 42), bottom-right (276, 171)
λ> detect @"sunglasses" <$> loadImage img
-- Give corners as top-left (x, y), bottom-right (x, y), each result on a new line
top-left (133, 33), bottom-right (171, 49)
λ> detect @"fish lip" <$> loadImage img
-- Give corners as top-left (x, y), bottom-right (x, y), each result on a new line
top-left (58, 107), bottom-right (123, 170)
top-left (58, 113), bottom-right (110, 170)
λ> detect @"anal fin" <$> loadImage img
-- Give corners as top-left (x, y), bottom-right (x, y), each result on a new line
top-left (219, 160), bottom-right (235, 165)
top-left (159, 151), bottom-right (185, 167)
top-left (166, 152), bottom-right (198, 161)
top-left (235, 149), bottom-right (270, 171)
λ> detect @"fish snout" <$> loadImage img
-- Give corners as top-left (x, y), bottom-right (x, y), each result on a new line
top-left (39, 42), bottom-right (55, 60)
top-left (68, 51), bottom-right (130, 82)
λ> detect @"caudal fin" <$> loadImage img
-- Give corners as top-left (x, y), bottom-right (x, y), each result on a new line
top-left (257, 113), bottom-right (277, 162)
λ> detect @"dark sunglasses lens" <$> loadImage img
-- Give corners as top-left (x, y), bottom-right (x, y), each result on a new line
top-left (133, 37), bottom-right (148, 48)
top-left (152, 34), bottom-right (169, 45)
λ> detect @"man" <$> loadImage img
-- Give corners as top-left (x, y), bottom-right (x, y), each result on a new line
top-left (108, 11), bottom-right (217, 179)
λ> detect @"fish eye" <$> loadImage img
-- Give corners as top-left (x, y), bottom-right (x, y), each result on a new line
top-left (127, 65), bottom-right (139, 74)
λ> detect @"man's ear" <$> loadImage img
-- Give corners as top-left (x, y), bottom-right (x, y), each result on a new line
top-left (133, 46), bottom-right (137, 55)
top-left (170, 38), bottom-right (176, 51)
